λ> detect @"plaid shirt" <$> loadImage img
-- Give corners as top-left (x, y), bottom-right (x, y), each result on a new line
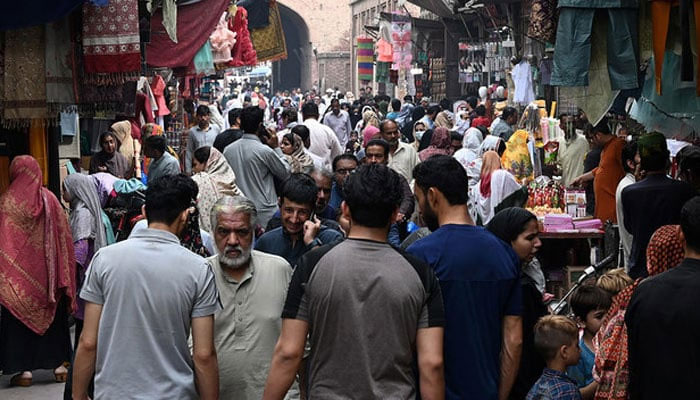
top-left (526, 368), bottom-right (582, 400)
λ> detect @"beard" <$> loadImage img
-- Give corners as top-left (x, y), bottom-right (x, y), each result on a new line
top-left (219, 245), bottom-right (252, 269)
top-left (420, 199), bottom-right (440, 232)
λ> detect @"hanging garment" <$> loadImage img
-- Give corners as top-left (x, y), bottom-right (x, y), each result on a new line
top-left (249, 2), bottom-right (287, 63)
top-left (194, 41), bottom-right (216, 75)
top-left (45, 20), bottom-right (75, 116)
top-left (3, 26), bottom-right (47, 126)
top-left (82, 0), bottom-right (140, 75)
top-left (511, 61), bottom-right (536, 105)
top-left (650, 0), bottom-right (700, 95)
top-left (528, 0), bottom-right (558, 43)
top-left (551, 5), bottom-right (639, 91)
top-left (146, 0), bottom-right (229, 68)
top-left (390, 13), bottom-right (412, 69)
top-left (376, 38), bottom-right (393, 63)
top-left (357, 38), bottom-right (374, 82)
top-left (376, 62), bottom-right (390, 83)
top-left (210, 13), bottom-right (237, 64)
top-left (229, 6), bottom-right (258, 67)
top-left (150, 75), bottom-right (170, 116)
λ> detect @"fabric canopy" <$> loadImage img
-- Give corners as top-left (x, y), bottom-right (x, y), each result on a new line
top-left (0, 0), bottom-right (83, 30)
top-left (146, 0), bottom-right (230, 68)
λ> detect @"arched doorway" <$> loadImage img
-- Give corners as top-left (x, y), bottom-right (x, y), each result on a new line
top-left (273, 5), bottom-right (312, 91)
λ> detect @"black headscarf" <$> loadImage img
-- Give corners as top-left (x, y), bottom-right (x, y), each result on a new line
top-left (487, 207), bottom-right (537, 244)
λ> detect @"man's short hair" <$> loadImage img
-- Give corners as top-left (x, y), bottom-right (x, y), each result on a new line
top-left (502, 106), bottom-right (517, 120)
top-left (427, 105), bottom-right (441, 116)
top-left (366, 139), bottom-right (390, 158)
top-left (343, 164), bottom-right (403, 228)
top-left (379, 119), bottom-right (397, 132)
top-left (281, 173), bottom-right (318, 208)
top-left (210, 195), bottom-right (258, 231)
top-left (193, 146), bottom-right (211, 165)
top-left (310, 167), bottom-right (334, 181)
top-left (466, 96), bottom-right (478, 109)
top-left (228, 108), bottom-right (243, 126)
top-left (391, 98), bottom-right (401, 112)
top-left (681, 196), bottom-right (700, 252)
top-left (621, 141), bottom-right (638, 174)
top-left (144, 135), bottom-right (167, 154)
top-left (332, 154), bottom-right (358, 171)
top-left (301, 102), bottom-right (319, 119)
top-left (679, 145), bottom-right (700, 175)
top-left (450, 133), bottom-right (463, 143)
top-left (597, 268), bottom-right (634, 296)
top-left (281, 108), bottom-right (298, 123)
top-left (291, 124), bottom-right (310, 144)
top-left (569, 284), bottom-right (612, 321)
top-left (403, 95), bottom-right (413, 103)
top-left (533, 315), bottom-right (579, 362)
top-left (196, 105), bottom-right (210, 116)
top-left (413, 155), bottom-right (469, 205)
top-left (593, 117), bottom-right (611, 135)
top-left (475, 105), bottom-right (486, 117)
top-left (145, 174), bottom-right (198, 225)
top-left (330, 98), bottom-right (340, 106)
top-left (638, 132), bottom-right (669, 172)
top-left (439, 98), bottom-right (451, 111)
top-left (240, 106), bottom-right (264, 134)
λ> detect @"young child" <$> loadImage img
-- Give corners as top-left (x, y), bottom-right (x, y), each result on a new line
top-left (596, 268), bottom-right (633, 297)
top-left (527, 315), bottom-right (582, 400)
top-left (567, 285), bottom-right (612, 395)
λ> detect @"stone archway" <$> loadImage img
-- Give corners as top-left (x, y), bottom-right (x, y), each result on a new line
top-left (273, 4), bottom-right (312, 91)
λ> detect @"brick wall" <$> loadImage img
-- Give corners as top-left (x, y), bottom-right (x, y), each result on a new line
top-left (318, 52), bottom-right (352, 93)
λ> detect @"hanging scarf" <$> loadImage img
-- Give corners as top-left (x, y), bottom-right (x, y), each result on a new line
top-left (0, 156), bottom-right (76, 334)
top-left (82, 0), bottom-right (140, 78)
top-left (285, 134), bottom-right (314, 174)
top-left (419, 127), bottom-right (453, 161)
top-left (593, 225), bottom-right (684, 400)
top-left (191, 147), bottom-right (242, 233)
top-left (3, 26), bottom-right (47, 127)
top-left (45, 20), bottom-right (76, 116)
top-left (64, 173), bottom-right (108, 251)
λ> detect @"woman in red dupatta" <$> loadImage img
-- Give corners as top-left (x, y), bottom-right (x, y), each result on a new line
top-left (592, 225), bottom-right (684, 399)
top-left (0, 155), bottom-right (76, 386)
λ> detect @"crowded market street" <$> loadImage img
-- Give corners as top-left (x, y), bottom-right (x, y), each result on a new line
top-left (1, 1), bottom-right (700, 399)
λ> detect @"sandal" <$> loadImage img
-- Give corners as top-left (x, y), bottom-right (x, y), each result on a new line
top-left (10, 373), bottom-right (32, 387)
top-left (54, 363), bottom-right (69, 383)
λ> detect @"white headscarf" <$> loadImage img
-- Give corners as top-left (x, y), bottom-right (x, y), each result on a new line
top-left (453, 127), bottom-right (483, 170)
top-left (475, 169), bottom-right (522, 225)
top-left (451, 110), bottom-right (471, 135)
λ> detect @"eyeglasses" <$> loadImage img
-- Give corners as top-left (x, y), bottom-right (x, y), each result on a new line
top-left (335, 168), bottom-right (355, 175)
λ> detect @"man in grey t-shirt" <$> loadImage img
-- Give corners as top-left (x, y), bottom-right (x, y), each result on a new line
top-left (72, 175), bottom-right (221, 400)
top-left (263, 164), bottom-right (445, 400)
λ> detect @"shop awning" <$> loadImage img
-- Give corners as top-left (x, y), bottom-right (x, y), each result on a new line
top-left (405, 0), bottom-right (454, 19)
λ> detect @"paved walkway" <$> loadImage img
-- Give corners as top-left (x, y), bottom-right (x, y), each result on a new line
top-left (0, 370), bottom-right (65, 399)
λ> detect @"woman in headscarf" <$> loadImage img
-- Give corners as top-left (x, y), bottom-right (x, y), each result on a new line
top-left (280, 133), bottom-right (314, 174)
top-left (435, 110), bottom-right (454, 130)
top-left (475, 151), bottom-right (522, 224)
top-left (454, 127), bottom-right (483, 170)
top-left (190, 146), bottom-right (243, 233)
top-left (452, 109), bottom-right (471, 135)
top-left (501, 129), bottom-right (534, 183)
top-left (412, 121), bottom-right (428, 148)
top-left (466, 134), bottom-right (505, 221)
top-left (62, 172), bottom-right (112, 391)
top-left (419, 127), bottom-right (453, 161)
top-left (0, 156), bottom-right (75, 386)
top-left (349, 104), bottom-right (363, 130)
top-left (487, 207), bottom-right (546, 400)
top-left (110, 120), bottom-right (141, 176)
top-left (395, 102), bottom-right (414, 129)
top-left (592, 225), bottom-right (684, 400)
top-left (89, 131), bottom-right (130, 178)
top-left (357, 106), bottom-right (380, 133)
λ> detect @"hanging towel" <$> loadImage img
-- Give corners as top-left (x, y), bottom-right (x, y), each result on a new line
top-left (194, 41), bottom-right (216, 75)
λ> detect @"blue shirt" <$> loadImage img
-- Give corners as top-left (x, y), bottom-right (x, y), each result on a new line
top-left (255, 226), bottom-right (343, 267)
top-left (567, 337), bottom-right (595, 387)
top-left (407, 224), bottom-right (522, 400)
top-left (527, 368), bottom-right (582, 400)
top-left (329, 182), bottom-right (344, 211)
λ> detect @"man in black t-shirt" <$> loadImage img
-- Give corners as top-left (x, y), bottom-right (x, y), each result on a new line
top-left (213, 108), bottom-right (243, 152)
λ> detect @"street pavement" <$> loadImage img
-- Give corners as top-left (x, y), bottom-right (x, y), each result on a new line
top-left (0, 370), bottom-right (65, 399)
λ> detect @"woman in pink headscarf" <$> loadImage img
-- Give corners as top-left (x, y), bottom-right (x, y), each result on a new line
top-left (362, 125), bottom-right (380, 147)
top-left (418, 127), bottom-right (453, 161)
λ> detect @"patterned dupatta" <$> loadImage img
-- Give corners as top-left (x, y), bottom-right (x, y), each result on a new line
top-left (0, 156), bottom-right (76, 335)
